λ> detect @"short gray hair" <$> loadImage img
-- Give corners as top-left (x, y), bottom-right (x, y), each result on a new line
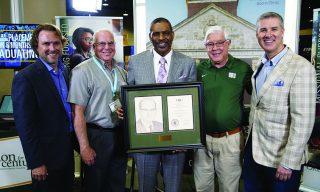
top-left (256, 12), bottom-right (284, 31)
top-left (203, 26), bottom-right (229, 44)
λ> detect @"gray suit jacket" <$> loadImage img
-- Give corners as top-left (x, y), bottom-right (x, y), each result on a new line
top-left (127, 50), bottom-right (196, 85)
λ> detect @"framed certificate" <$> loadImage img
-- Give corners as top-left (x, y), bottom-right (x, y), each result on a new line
top-left (121, 82), bottom-right (205, 152)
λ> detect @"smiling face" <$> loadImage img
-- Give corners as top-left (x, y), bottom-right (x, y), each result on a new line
top-left (36, 30), bottom-right (63, 65)
top-left (205, 32), bottom-right (230, 67)
top-left (256, 17), bottom-right (285, 59)
top-left (93, 31), bottom-right (116, 64)
top-left (149, 21), bottom-right (174, 57)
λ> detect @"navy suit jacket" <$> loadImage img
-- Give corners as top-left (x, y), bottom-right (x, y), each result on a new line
top-left (12, 59), bottom-right (73, 170)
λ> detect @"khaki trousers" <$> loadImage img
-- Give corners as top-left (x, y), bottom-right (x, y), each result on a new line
top-left (194, 132), bottom-right (243, 192)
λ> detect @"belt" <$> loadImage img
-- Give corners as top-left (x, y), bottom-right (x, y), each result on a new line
top-left (207, 127), bottom-right (241, 138)
top-left (87, 123), bottom-right (116, 132)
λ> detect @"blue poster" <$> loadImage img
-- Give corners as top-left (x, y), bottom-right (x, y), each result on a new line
top-left (0, 24), bottom-right (38, 69)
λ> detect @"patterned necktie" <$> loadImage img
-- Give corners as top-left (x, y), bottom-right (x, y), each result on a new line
top-left (157, 57), bottom-right (167, 83)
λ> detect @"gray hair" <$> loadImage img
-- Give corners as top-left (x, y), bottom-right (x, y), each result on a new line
top-left (93, 29), bottom-right (114, 43)
top-left (256, 12), bottom-right (284, 31)
top-left (203, 26), bottom-right (229, 44)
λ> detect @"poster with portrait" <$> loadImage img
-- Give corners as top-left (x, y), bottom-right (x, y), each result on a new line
top-left (0, 24), bottom-right (38, 69)
top-left (55, 16), bottom-right (124, 67)
top-left (121, 82), bottom-right (206, 152)
top-left (134, 96), bottom-right (164, 134)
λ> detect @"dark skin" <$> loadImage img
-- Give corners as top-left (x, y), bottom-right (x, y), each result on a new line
top-left (116, 21), bottom-right (175, 119)
top-left (149, 21), bottom-right (174, 57)
top-left (116, 21), bottom-right (184, 153)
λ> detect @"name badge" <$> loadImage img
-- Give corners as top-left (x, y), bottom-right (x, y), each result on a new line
top-left (109, 99), bottom-right (122, 112)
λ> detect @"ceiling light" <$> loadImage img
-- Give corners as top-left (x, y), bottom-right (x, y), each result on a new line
top-left (73, 0), bottom-right (102, 12)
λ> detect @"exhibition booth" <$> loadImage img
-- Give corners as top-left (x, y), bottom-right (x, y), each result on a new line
top-left (1, 0), bottom-right (320, 191)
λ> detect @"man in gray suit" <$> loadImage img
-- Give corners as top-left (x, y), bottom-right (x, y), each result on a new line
top-left (127, 17), bottom-right (196, 192)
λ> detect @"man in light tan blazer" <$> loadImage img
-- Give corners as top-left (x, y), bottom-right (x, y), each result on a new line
top-left (243, 12), bottom-right (316, 192)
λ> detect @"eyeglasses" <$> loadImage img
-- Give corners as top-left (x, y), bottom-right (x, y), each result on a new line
top-left (95, 41), bottom-right (115, 47)
top-left (81, 37), bottom-right (93, 43)
top-left (150, 31), bottom-right (172, 38)
top-left (205, 40), bottom-right (228, 48)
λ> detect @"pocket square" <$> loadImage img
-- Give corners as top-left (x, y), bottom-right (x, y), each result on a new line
top-left (178, 75), bottom-right (187, 79)
top-left (273, 79), bottom-right (284, 86)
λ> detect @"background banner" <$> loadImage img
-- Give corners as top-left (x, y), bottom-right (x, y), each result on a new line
top-left (0, 24), bottom-right (38, 69)
top-left (312, 9), bottom-right (320, 104)
top-left (55, 16), bottom-right (124, 67)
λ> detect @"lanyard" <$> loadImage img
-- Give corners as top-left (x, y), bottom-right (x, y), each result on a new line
top-left (93, 57), bottom-right (118, 97)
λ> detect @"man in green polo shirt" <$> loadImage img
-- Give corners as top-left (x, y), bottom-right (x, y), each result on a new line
top-left (193, 26), bottom-right (253, 192)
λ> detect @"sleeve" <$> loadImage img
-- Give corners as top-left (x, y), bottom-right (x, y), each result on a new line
top-left (281, 61), bottom-right (316, 169)
top-left (244, 63), bottom-right (254, 95)
top-left (127, 56), bottom-right (135, 85)
top-left (12, 73), bottom-right (44, 169)
top-left (68, 67), bottom-right (90, 107)
top-left (187, 58), bottom-right (197, 82)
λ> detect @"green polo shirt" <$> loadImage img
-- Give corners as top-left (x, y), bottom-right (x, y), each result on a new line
top-left (197, 54), bottom-right (253, 133)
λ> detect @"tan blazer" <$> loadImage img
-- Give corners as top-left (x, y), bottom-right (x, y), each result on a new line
top-left (248, 48), bottom-right (316, 170)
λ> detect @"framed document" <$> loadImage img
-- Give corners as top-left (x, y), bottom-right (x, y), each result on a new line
top-left (121, 82), bottom-right (205, 152)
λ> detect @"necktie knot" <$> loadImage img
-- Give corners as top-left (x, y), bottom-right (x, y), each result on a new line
top-left (159, 57), bottom-right (166, 65)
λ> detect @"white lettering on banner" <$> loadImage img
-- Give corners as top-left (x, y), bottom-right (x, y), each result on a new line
top-left (0, 49), bottom-right (37, 59)
top-left (0, 137), bottom-right (31, 189)
top-left (7, 33), bottom-right (32, 42)
top-left (60, 23), bottom-right (70, 66)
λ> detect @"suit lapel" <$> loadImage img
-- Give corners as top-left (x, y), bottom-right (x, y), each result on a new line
top-left (256, 50), bottom-right (292, 101)
top-left (167, 51), bottom-right (181, 83)
top-left (144, 51), bottom-right (156, 83)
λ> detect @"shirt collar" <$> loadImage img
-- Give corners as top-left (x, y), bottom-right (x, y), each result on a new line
top-left (152, 49), bottom-right (173, 65)
top-left (208, 54), bottom-right (233, 69)
top-left (261, 46), bottom-right (288, 67)
top-left (40, 58), bottom-right (64, 73)
top-left (93, 55), bottom-right (116, 70)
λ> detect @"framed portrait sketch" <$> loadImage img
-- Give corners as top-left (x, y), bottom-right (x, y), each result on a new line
top-left (121, 82), bottom-right (205, 152)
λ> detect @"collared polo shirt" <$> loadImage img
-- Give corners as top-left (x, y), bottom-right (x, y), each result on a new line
top-left (68, 56), bottom-right (127, 129)
top-left (197, 54), bottom-right (253, 133)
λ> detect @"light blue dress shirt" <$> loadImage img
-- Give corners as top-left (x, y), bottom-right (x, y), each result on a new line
top-left (256, 47), bottom-right (288, 95)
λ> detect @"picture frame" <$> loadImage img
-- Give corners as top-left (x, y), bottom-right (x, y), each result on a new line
top-left (121, 82), bottom-right (205, 152)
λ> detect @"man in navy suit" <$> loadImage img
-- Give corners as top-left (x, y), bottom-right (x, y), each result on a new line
top-left (12, 24), bottom-right (74, 192)
top-left (127, 17), bottom-right (196, 192)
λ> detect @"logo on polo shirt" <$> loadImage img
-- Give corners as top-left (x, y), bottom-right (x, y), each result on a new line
top-left (228, 72), bottom-right (236, 79)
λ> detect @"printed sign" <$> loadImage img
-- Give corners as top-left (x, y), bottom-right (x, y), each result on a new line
top-left (0, 136), bottom-right (31, 189)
